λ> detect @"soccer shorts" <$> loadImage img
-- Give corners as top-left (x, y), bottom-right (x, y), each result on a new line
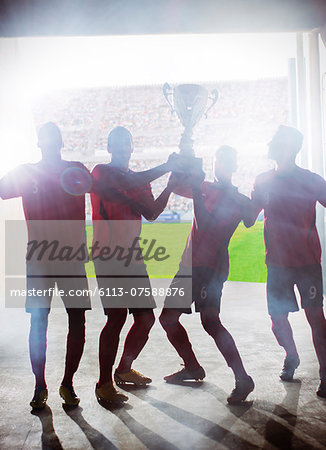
top-left (164, 265), bottom-right (227, 313)
top-left (26, 262), bottom-right (91, 312)
top-left (94, 260), bottom-right (156, 314)
top-left (267, 264), bottom-right (324, 317)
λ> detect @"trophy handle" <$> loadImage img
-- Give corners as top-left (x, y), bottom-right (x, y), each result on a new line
top-left (204, 89), bottom-right (219, 117)
top-left (163, 83), bottom-right (174, 113)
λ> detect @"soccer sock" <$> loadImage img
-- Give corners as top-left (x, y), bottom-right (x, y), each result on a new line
top-left (61, 309), bottom-right (86, 388)
top-left (160, 309), bottom-right (201, 370)
top-left (98, 309), bottom-right (127, 387)
top-left (271, 315), bottom-right (299, 358)
top-left (116, 311), bottom-right (155, 373)
top-left (202, 319), bottom-right (248, 379)
top-left (29, 309), bottom-right (49, 389)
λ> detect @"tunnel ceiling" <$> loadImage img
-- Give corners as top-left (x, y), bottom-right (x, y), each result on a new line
top-left (0, 0), bottom-right (326, 37)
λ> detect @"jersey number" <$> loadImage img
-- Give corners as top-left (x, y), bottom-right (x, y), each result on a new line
top-left (200, 286), bottom-right (207, 300)
top-left (309, 285), bottom-right (317, 300)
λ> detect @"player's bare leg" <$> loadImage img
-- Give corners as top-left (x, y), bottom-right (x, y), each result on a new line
top-left (59, 309), bottom-right (86, 406)
top-left (200, 307), bottom-right (254, 404)
top-left (29, 308), bottom-right (49, 409)
top-left (29, 308), bottom-right (49, 389)
top-left (98, 308), bottom-right (127, 386)
top-left (96, 308), bottom-right (128, 404)
top-left (271, 313), bottom-right (300, 381)
top-left (159, 308), bottom-right (205, 382)
top-left (200, 307), bottom-right (249, 379)
top-left (115, 310), bottom-right (155, 386)
top-left (304, 306), bottom-right (326, 397)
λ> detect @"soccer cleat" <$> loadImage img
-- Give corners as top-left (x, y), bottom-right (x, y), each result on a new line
top-left (227, 376), bottom-right (255, 404)
top-left (30, 387), bottom-right (48, 410)
top-left (114, 369), bottom-right (152, 386)
top-left (95, 382), bottom-right (128, 404)
top-left (164, 366), bottom-right (206, 383)
top-left (59, 385), bottom-right (80, 406)
top-left (280, 355), bottom-right (300, 381)
top-left (316, 379), bottom-right (326, 398)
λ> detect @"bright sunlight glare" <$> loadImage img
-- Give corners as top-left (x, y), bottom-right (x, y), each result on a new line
top-left (0, 32), bottom-right (296, 173)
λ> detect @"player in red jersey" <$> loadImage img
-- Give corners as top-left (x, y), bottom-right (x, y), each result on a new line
top-left (0, 122), bottom-right (94, 409)
top-left (159, 146), bottom-right (255, 404)
top-left (248, 125), bottom-right (326, 398)
top-left (91, 126), bottom-right (181, 404)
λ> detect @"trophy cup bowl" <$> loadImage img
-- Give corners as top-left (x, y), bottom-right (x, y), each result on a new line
top-left (174, 84), bottom-right (209, 131)
top-left (163, 83), bottom-right (218, 173)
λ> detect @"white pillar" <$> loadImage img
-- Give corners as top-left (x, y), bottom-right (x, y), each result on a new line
top-left (296, 32), bottom-right (309, 168)
top-left (308, 31), bottom-right (324, 175)
top-left (307, 30), bottom-right (326, 290)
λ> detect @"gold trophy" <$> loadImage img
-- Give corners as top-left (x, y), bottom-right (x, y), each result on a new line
top-left (163, 83), bottom-right (218, 172)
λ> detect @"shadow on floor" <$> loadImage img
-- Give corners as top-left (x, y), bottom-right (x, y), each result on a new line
top-left (31, 405), bottom-right (63, 450)
top-left (63, 405), bottom-right (118, 450)
top-left (129, 388), bottom-right (259, 449)
top-left (112, 406), bottom-right (180, 450)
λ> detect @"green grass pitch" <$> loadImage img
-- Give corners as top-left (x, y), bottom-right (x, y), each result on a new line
top-left (86, 221), bottom-right (266, 283)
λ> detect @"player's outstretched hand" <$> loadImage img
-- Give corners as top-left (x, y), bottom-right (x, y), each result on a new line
top-left (165, 153), bottom-right (186, 172)
top-left (167, 172), bottom-right (190, 190)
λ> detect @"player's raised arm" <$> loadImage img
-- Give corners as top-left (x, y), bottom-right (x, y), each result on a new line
top-left (135, 172), bottom-right (183, 221)
top-left (102, 152), bottom-right (184, 191)
top-left (90, 175), bottom-right (135, 204)
top-left (169, 172), bottom-right (195, 199)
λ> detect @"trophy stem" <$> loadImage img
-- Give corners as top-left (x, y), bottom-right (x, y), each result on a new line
top-left (179, 127), bottom-right (195, 156)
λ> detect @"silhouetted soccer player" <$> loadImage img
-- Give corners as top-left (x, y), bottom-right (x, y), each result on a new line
top-left (160, 146), bottom-right (255, 404)
top-left (248, 125), bottom-right (326, 398)
top-left (91, 126), bottom-right (181, 404)
top-left (0, 122), bottom-right (94, 409)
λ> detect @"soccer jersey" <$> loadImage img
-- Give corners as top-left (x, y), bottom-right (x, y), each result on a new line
top-left (0, 160), bottom-right (91, 262)
top-left (0, 160), bottom-right (91, 220)
top-left (251, 166), bottom-right (326, 267)
top-left (181, 181), bottom-right (244, 276)
top-left (91, 164), bottom-right (154, 261)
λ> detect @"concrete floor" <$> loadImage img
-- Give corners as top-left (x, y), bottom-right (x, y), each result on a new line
top-left (0, 280), bottom-right (326, 450)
